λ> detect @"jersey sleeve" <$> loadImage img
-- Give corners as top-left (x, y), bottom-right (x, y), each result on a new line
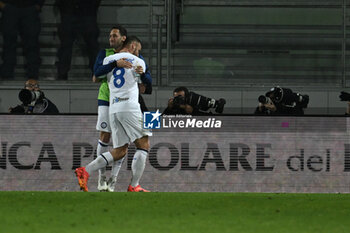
top-left (140, 59), bottom-right (146, 73)
top-left (93, 50), bottom-right (106, 73)
top-left (138, 54), bottom-right (152, 88)
top-left (94, 51), bottom-right (117, 78)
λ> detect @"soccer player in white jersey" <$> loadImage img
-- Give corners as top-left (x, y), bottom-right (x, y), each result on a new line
top-left (75, 36), bottom-right (152, 192)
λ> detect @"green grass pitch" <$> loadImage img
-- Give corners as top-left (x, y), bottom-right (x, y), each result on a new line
top-left (1, 192), bottom-right (350, 233)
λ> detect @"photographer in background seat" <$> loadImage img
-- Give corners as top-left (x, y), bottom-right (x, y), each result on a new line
top-left (255, 86), bottom-right (309, 115)
top-left (9, 79), bottom-right (59, 114)
top-left (163, 86), bottom-right (226, 115)
top-left (339, 91), bottom-right (350, 115)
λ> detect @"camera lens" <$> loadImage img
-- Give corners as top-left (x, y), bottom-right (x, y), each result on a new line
top-left (258, 95), bottom-right (267, 104)
top-left (18, 89), bottom-right (33, 105)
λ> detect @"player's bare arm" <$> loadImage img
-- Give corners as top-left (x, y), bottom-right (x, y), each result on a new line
top-left (116, 58), bottom-right (132, 69)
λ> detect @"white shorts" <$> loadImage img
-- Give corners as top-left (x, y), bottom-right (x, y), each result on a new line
top-left (96, 106), bottom-right (111, 132)
top-left (110, 111), bottom-right (152, 148)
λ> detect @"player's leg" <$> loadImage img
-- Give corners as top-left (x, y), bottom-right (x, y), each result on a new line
top-left (75, 107), bottom-right (112, 192)
top-left (128, 136), bottom-right (150, 192)
top-left (98, 112), bottom-right (131, 192)
top-left (114, 111), bottom-right (152, 192)
top-left (107, 156), bottom-right (125, 192)
top-left (74, 149), bottom-right (114, 192)
top-left (105, 145), bottom-right (128, 192)
top-left (75, 144), bottom-right (126, 192)
top-left (97, 131), bottom-right (110, 191)
top-left (96, 105), bottom-right (111, 191)
top-left (108, 112), bottom-right (131, 161)
top-left (108, 111), bottom-right (152, 192)
top-left (103, 111), bottom-right (127, 192)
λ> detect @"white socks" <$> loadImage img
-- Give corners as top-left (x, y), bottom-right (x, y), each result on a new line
top-left (86, 151), bottom-right (114, 175)
top-left (97, 140), bottom-right (109, 178)
top-left (130, 149), bottom-right (148, 187)
top-left (111, 157), bottom-right (125, 181)
top-left (86, 146), bottom-right (147, 188)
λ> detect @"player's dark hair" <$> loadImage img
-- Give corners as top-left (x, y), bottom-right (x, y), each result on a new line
top-left (124, 35), bottom-right (142, 46)
top-left (173, 86), bottom-right (189, 97)
top-left (111, 25), bottom-right (127, 37)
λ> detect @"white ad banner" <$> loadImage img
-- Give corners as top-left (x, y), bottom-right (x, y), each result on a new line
top-left (0, 115), bottom-right (349, 193)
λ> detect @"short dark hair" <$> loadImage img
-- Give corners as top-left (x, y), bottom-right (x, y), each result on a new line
top-left (111, 25), bottom-right (127, 37)
top-left (124, 35), bottom-right (142, 46)
top-left (173, 86), bottom-right (189, 97)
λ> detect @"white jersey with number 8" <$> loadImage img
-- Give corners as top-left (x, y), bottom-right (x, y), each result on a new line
top-left (103, 52), bottom-right (146, 113)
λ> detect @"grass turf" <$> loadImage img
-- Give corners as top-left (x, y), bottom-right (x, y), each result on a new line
top-left (1, 192), bottom-right (350, 233)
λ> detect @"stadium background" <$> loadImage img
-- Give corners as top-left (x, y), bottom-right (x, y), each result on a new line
top-left (0, 0), bottom-right (350, 114)
top-left (2, 2), bottom-right (350, 232)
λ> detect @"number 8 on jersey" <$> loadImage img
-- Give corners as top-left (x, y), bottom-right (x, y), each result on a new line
top-left (113, 68), bottom-right (125, 88)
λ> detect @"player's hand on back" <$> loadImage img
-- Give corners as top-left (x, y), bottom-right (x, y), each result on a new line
top-left (116, 58), bottom-right (133, 69)
top-left (135, 66), bottom-right (143, 74)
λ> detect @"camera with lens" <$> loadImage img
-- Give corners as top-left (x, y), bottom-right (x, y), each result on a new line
top-left (185, 92), bottom-right (226, 114)
top-left (256, 86), bottom-right (309, 115)
top-left (18, 89), bottom-right (44, 105)
top-left (265, 86), bottom-right (309, 108)
top-left (169, 87), bottom-right (226, 114)
top-left (172, 95), bottom-right (187, 107)
top-left (340, 91), bottom-right (350, 101)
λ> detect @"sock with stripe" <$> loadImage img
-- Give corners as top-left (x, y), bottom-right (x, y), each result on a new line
top-left (86, 151), bottom-right (114, 175)
top-left (97, 140), bottom-right (109, 178)
top-left (130, 149), bottom-right (148, 187)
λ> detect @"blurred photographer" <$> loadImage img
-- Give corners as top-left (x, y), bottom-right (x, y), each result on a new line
top-left (255, 86), bottom-right (309, 115)
top-left (163, 86), bottom-right (226, 115)
top-left (339, 91), bottom-right (350, 115)
top-left (9, 79), bottom-right (59, 114)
